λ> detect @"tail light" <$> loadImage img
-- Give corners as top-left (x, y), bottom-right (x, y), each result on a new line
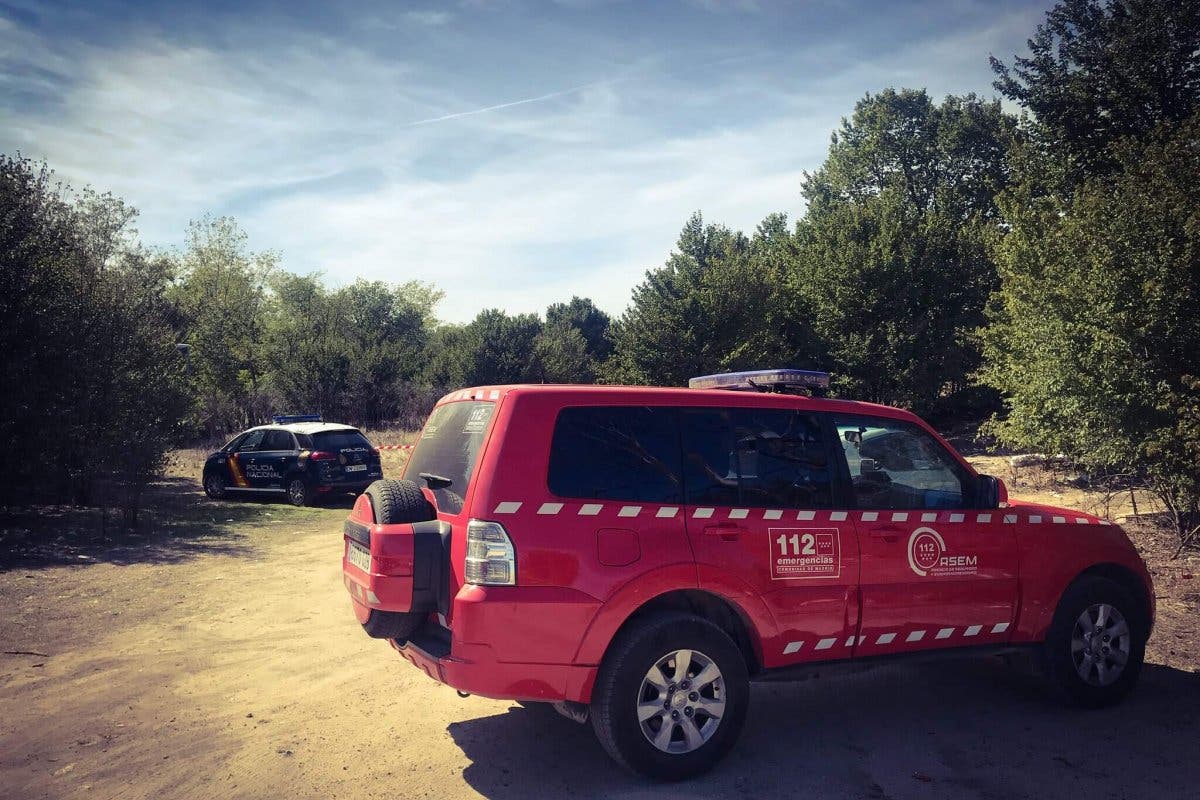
top-left (465, 519), bottom-right (516, 586)
top-left (307, 451), bottom-right (338, 461)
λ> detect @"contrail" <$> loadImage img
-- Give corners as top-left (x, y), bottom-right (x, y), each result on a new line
top-left (403, 81), bottom-right (603, 127)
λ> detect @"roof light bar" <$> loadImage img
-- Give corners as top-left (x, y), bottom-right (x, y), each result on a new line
top-left (272, 414), bottom-right (323, 424)
top-left (688, 369), bottom-right (831, 393)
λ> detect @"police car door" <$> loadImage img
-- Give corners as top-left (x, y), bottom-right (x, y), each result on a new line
top-left (229, 429), bottom-right (267, 491)
top-left (256, 430), bottom-right (296, 491)
top-left (680, 406), bottom-right (860, 668)
top-left (833, 415), bottom-right (1018, 657)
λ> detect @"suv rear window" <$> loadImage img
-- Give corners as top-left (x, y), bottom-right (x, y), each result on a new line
top-left (405, 402), bottom-right (495, 514)
top-left (548, 406), bottom-right (682, 503)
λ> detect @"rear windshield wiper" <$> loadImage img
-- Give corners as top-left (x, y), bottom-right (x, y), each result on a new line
top-left (419, 472), bottom-right (454, 490)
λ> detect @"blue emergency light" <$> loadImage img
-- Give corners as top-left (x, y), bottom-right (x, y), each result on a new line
top-left (688, 369), bottom-right (831, 393)
top-left (272, 414), bottom-right (323, 424)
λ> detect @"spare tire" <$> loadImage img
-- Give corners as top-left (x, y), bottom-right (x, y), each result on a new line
top-left (366, 478), bottom-right (435, 525)
top-left (359, 479), bottom-right (436, 641)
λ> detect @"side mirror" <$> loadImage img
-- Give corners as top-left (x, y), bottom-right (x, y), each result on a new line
top-left (977, 474), bottom-right (1006, 509)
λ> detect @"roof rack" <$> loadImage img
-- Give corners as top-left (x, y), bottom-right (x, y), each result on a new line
top-left (688, 369), bottom-right (831, 396)
top-left (272, 414), bottom-right (323, 425)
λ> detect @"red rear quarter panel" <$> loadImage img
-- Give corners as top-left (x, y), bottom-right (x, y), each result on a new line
top-left (1009, 502), bottom-right (1154, 641)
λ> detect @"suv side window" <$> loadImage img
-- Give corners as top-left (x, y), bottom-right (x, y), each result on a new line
top-left (681, 408), bottom-right (834, 509)
top-left (263, 430), bottom-right (295, 451)
top-left (547, 406), bottom-right (682, 503)
top-left (833, 415), bottom-right (973, 510)
top-left (237, 430), bottom-right (266, 453)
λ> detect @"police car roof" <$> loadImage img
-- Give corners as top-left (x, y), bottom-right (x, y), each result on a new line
top-left (251, 422), bottom-right (359, 435)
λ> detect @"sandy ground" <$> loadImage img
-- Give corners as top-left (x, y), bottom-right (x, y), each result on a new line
top-left (1, 452), bottom-right (1198, 800)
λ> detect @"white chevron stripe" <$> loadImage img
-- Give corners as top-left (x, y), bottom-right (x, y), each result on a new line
top-left (782, 641), bottom-right (803, 655)
top-left (537, 502), bottom-right (563, 515)
top-left (493, 502), bottom-right (522, 514)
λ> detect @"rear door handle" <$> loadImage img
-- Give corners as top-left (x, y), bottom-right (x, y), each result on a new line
top-left (703, 523), bottom-right (748, 541)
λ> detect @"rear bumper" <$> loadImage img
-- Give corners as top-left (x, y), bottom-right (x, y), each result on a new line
top-left (392, 623), bottom-right (598, 704)
top-left (316, 477), bottom-right (377, 494)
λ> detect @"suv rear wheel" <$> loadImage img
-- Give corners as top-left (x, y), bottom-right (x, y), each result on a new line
top-left (359, 479), bottom-right (436, 641)
top-left (1044, 575), bottom-right (1146, 707)
top-left (286, 477), bottom-right (311, 507)
top-left (590, 612), bottom-right (749, 780)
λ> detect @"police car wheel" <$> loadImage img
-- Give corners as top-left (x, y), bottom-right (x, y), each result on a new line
top-left (203, 472), bottom-right (226, 499)
top-left (1044, 575), bottom-right (1145, 708)
top-left (286, 477), bottom-right (311, 507)
top-left (590, 612), bottom-right (748, 781)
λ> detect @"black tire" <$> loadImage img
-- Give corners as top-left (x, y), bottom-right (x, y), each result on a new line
top-left (365, 479), bottom-right (435, 524)
top-left (286, 476), bottom-right (311, 507)
top-left (203, 471), bottom-right (226, 499)
top-left (1044, 575), bottom-right (1146, 708)
top-left (590, 612), bottom-right (749, 781)
top-left (359, 479), bottom-right (436, 641)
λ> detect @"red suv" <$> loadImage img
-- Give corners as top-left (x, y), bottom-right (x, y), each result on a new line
top-left (341, 371), bottom-right (1153, 780)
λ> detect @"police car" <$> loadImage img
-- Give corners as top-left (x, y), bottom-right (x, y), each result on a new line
top-left (203, 415), bottom-right (383, 506)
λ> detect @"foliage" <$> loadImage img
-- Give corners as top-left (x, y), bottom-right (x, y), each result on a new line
top-left (980, 117), bottom-right (1200, 549)
top-left (991, 0), bottom-right (1200, 185)
top-left (0, 155), bottom-right (191, 519)
top-left (264, 274), bottom-right (440, 427)
top-left (546, 296), bottom-right (613, 362)
top-left (168, 217), bottom-right (275, 436)
top-left (795, 90), bottom-right (1016, 412)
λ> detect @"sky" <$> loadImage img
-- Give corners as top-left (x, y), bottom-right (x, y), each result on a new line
top-left (1, 0), bottom-right (1052, 323)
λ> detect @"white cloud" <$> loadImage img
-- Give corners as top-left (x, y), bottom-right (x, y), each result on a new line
top-left (0, 0), bottom-right (1047, 323)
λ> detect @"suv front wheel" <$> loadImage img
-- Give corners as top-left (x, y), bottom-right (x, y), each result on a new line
top-left (1044, 575), bottom-right (1146, 707)
top-left (590, 612), bottom-right (749, 780)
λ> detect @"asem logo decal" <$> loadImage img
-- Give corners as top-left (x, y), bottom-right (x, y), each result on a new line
top-left (907, 527), bottom-right (977, 577)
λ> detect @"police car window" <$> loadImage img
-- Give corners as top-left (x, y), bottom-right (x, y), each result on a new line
top-left (311, 430), bottom-right (372, 451)
top-left (263, 430), bottom-right (294, 451)
top-left (237, 430), bottom-right (266, 452)
top-left (548, 407), bottom-right (682, 504)
top-left (681, 408), bottom-right (833, 509)
top-left (833, 416), bottom-right (972, 510)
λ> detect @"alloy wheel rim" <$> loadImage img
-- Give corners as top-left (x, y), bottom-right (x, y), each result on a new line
top-left (637, 648), bottom-right (725, 754)
top-left (289, 481), bottom-right (305, 504)
top-left (1071, 603), bottom-right (1131, 687)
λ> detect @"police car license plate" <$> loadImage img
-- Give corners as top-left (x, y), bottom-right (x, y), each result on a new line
top-left (347, 541), bottom-right (371, 572)
top-left (345, 464), bottom-right (367, 472)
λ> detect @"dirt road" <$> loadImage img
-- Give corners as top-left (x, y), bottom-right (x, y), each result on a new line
top-left (2, 471), bottom-right (1198, 800)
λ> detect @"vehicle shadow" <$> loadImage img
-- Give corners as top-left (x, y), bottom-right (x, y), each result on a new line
top-left (448, 658), bottom-right (1200, 799)
top-left (0, 476), bottom-right (355, 571)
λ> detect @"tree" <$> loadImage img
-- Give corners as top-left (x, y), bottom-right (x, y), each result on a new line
top-left (546, 296), bottom-right (613, 362)
top-left (607, 213), bottom-right (751, 385)
top-left (979, 116), bottom-right (1200, 551)
top-left (0, 155), bottom-right (191, 518)
top-left (796, 89), bottom-right (1016, 412)
top-left (531, 322), bottom-right (594, 383)
top-left (424, 309), bottom-right (543, 387)
top-left (169, 217), bottom-right (276, 435)
top-left (991, 0), bottom-right (1200, 184)
top-left (265, 276), bottom-right (441, 426)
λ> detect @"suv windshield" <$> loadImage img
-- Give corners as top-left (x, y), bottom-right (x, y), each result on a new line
top-left (405, 401), bottom-right (495, 514)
